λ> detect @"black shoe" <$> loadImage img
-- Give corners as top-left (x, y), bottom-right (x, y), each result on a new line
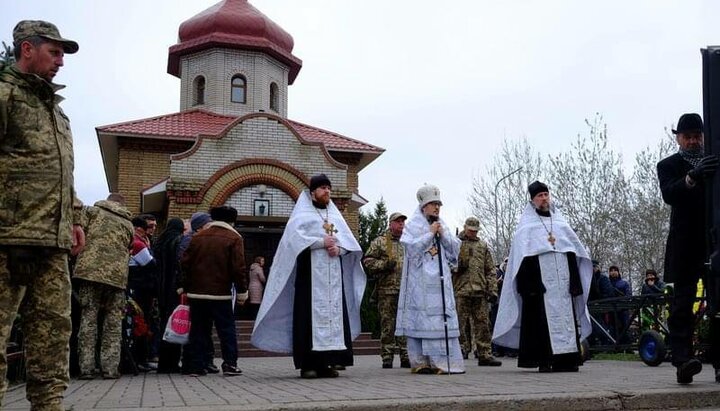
top-left (205, 364), bottom-right (220, 374)
top-left (676, 359), bottom-right (702, 384)
top-left (478, 357), bottom-right (502, 367)
top-left (300, 369), bottom-right (318, 379)
top-left (78, 373), bottom-right (96, 380)
top-left (715, 368), bottom-right (720, 383)
top-left (317, 367), bottom-right (339, 378)
top-left (400, 359), bottom-right (411, 368)
top-left (382, 359), bottom-right (393, 369)
top-left (539, 363), bottom-right (552, 373)
top-left (414, 366), bottom-right (434, 374)
top-left (462, 352), bottom-right (469, 360)
top-left (332, 365), bottom-right (346, 371)
top-left (221, 363), bottom-right (242, 376)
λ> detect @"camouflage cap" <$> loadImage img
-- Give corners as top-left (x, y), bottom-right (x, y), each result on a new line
top-left (13, 20), bottom-right (79, 54)
top-left (388, 212), bottom-right (407, 223)
top-left (464, 216), bottom-right (480, 231)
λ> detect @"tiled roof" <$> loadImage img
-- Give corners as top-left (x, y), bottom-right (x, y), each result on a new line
top-left (97, 110), bottom-right (383, 153)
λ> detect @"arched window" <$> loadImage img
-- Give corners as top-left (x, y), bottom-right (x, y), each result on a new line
top-left (231, 74), bottom-right (247, 103)
top-left (269, 82), bottom-right (279, 112)
top-left (193, 76), bottom-right (205, 106)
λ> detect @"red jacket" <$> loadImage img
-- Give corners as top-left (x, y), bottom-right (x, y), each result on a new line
top-left (180, 222), bottom-right (247, 299)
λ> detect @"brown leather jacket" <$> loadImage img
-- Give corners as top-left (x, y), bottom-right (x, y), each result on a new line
top-left (180, 222), bottom-right (247, 299)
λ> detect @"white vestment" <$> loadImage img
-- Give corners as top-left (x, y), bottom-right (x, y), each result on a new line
top-left (492, 203), bottom-right (592, 352)
top-left (251, 190), bottom-right (366, 353)
top-left (395, 206), bottom-right (464, 373)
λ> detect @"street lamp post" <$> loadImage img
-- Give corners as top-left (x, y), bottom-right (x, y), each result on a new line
top-left (494, 167), bottom-right (523, 260)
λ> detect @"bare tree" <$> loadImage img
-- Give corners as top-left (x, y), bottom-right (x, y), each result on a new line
top-left (468, 138), bottom-right (545, 261)
top-left (547, 114), bottom-right (630, 283)
top-left (1, 41), bottom-right (14, 66)
top-left (622, 132), bottom-right (675, 290)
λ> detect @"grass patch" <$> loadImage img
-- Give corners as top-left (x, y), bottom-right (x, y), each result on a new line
top-left (590, 352), bottom-right (638, 361)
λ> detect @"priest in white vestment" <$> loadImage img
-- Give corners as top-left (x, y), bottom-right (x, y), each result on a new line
top-left (396, 184), bottom-right (464, 374)
top-left (251, 174), bottom-right (366, 379)
top-left (492, 181), bottom-right (593, 372)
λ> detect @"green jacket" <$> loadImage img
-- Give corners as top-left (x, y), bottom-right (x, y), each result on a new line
top-left (73, 200), bottom-right (134, 290)
top-left (453, 230), bottom-right (497, 298)
top-left (0, 65), bottom-right (79, 249)
top-left (363, 230), bottom-right (404, 295)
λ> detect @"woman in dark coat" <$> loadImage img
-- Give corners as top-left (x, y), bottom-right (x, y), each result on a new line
top-left (153, 218), bottom-right (186, 373)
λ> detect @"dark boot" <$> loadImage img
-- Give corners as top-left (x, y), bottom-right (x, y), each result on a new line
top-left (676, 359), bottom-right (702, 384)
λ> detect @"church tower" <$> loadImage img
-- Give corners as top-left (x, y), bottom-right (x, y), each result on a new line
top-left (168, 0), bottom-right (302, 118)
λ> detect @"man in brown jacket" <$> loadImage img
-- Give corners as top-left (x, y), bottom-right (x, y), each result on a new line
top-left (180, 206), bottom-right (247, 377)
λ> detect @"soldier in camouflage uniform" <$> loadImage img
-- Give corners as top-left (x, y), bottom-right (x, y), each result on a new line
top-left (73, 194), bottom-right (134, 379)
top-left (453, 217), bottom-right (501, 366)
top-left (363, 212), bottom-right (410, 369)
top-left (0, 20), bottom-right (83, 410)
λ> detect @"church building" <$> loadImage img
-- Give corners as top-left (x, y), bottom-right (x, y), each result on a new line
top-left (96, 0), bottom-right (383, 261)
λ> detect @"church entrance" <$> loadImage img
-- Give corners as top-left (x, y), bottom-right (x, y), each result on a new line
top-left (235, 217), bottom-right (286, 320)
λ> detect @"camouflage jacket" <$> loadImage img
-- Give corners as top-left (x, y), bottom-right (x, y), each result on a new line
top-left (363, 230), bottom-right (404, 295)
top-left (453, 230), bottom-right (497, 298)
top-left (0, 65), bottom-right (80, 249)
top-left (72, 200), bottom-right (133, 289)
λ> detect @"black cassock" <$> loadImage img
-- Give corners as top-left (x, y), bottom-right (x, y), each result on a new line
top-left (516, 252), bottom-right (583, 371)
top-left (292, 247), bottom-right (354, 370)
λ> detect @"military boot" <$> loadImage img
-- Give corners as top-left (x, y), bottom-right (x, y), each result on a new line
top-left (382, 358), bottom-right (393, 369)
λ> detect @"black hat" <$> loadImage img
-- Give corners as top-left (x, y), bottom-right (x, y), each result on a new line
top-left (528, 181), bottom-right (549, 199)
top-left (210, 206), bottom-right (238, 225)
top-left (309, 174), bottom-right (332, 191)
top-left (672, 113), bottom-right (703, 134)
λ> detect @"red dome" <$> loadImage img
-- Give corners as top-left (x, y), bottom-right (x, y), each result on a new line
top-left (168, 0), bottom-right (302, 83)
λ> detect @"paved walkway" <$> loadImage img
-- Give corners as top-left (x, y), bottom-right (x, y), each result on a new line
top-left (4, 356), bottom-right (720, 410)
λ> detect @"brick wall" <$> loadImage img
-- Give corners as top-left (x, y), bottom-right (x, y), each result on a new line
top-left (179, 49), bottom-right (289, 118)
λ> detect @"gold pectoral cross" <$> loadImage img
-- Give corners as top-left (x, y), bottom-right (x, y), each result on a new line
top-left (548, 233), bottom-right (556, 248)
top-left (428, 245), bottom-right (438, 257)
top-left (323, 221), bottom-right (338, 235)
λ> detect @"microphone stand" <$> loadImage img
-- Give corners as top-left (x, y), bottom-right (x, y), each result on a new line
top-left (430, 216), bottom-right (452, 374)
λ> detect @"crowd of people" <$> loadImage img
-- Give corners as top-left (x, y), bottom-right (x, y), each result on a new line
top-left (2, 16), bottom-right (720, 411)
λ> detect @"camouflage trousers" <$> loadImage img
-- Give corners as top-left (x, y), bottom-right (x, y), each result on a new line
top-left (76, 280), bottom-right (125, 378)
top-left (0, 248), bottom-right (71, 411)
top-left (377, 293), bottom-right (408, 361)
top-left (456, 296), bottom-right (492, 359)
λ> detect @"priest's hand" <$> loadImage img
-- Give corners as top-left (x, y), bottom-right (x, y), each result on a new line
top-left (323, 235), bottom-right (336, 248)
top-left (327, 245), bottom-right (340, 257)
top-left (430, 221), bottom-right (442, 236)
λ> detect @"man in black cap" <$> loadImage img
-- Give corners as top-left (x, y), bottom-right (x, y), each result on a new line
top-left (252, 174), bottom-right (366, 378)
top-left (180, 206), bottom-right (247, 377)
top-left (493, 181), bottom-right (593, 372)
top-left (657, 112), bottom-right (720, 384)
top-left (0, 20), bottom-right (83, 409)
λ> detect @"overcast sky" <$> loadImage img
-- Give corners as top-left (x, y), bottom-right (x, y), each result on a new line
top-left (3, 1), bottom-right (719, 230)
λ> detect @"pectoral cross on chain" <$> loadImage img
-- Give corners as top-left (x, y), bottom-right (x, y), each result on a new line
top-left (548, 233), bottom-right (556, 248)
top-left (428, 245), bottom-right (438, 257)
top-left (323, 221), bottom-right (338, 235)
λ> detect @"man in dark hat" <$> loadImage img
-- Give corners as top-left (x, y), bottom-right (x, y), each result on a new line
top-left (657, 112), bottom-right (720, 384)
top-left (493, 181), bottom-right (593, 372)
top-left (252, 174), bottom-right (366, 378)
top-left (0, 20), bottom-right (83, 409)
top-left (180, 206), bottom-right (247, 377)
